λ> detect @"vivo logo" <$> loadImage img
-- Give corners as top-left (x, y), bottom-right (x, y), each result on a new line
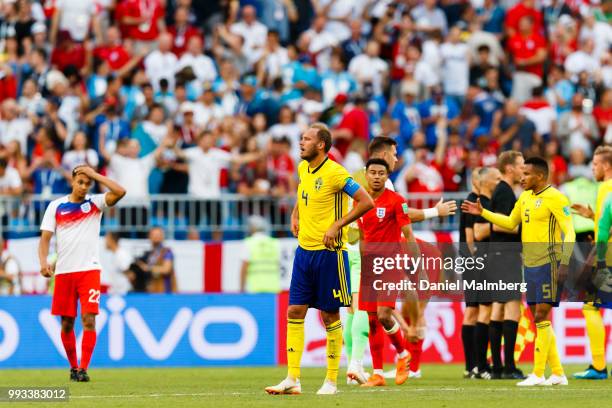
top-left (0, 296), bottom-right (258, 362)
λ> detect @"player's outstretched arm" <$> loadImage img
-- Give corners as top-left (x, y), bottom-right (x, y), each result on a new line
top-left (38, 230), bottom-right (53, 278)
top-left (571, 203), bottom-right (594, 220)
top-left (461, 198), bottom-right (521, 230)
top-left (405, 198), bottom-right (457, 223)
top-left (76, 166), bottom-right (126, 207)
top-left (323, 187), bottom-right (374, 249)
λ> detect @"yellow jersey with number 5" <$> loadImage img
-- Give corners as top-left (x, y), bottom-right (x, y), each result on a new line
top-left (297, 157), bottom-right (354, 251)
top-left (482, 185), bottom-right (575, 267)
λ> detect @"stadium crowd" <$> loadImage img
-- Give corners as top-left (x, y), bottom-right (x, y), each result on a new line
top-left (0, 0), bottom-right (609, 206)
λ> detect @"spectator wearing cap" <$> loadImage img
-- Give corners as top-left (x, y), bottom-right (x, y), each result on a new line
top-left (411, 0), bottom-right (448, 36)
top-left (320, 50), bottom-right (356, 107)
top-left (348, 40), bottom-right (388, 97)
top-left (419, 85), bottom-right (461, 148)
top-left (168, 6), bottom-right (201, 57)
top-left (0, 99), bottom-right (33, 155)
top-left (50, 0), bottom-right (100, 44)
top-left (391, 81), bottom-right (421, 156)
top-left (30, 21), bottom-right (49, 54)
top-left (240, 215), bottom-right (281, 294)
top-left (116, 0), bottom-right (166, 54)
top-left (144, 32), bottom-right (178, 93)
top-left (558, 93), bottom-right (599, 158)
top-left (507, 15), bottom-right (547, 103)
top-left (230, 5), bottom-right (268, 69)
top-left (175, 101), bottom-right (199, 147)
top-left (176, 36), bottom-right (217, 89)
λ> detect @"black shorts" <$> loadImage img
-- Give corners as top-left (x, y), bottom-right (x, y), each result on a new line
top-left (484, 248), bottom-right (523, 303)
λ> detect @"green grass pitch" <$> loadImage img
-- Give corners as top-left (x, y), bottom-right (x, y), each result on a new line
top-left (1, 364), bottom-right (610, 407)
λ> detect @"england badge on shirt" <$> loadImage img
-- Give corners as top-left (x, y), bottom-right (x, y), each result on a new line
top-left (81, 202), bottom-right (91, 213)
top-left (376, 207), bottom-right (386, 221)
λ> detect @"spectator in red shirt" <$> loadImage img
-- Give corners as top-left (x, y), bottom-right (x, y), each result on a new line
top-left (168, 6), bottom-right (202, 57)
top-left (507, 15), bottom-right (547, 103)
top-left (117, 0), bottom-right (166, 54)
top-left (396, 130), bottom-right (445, 200)
top-left (545, 138), bottom-right (568, 186)
top-left (0, 67), bottom-right (17, 103)
top-left (332, 94), bottom-right (370, 159)
top-left (505, 0), bottom-right (543, 38)
top-left (594, 89), bottom-right (611, 141)
top-left (94, 26), bottom-right (131, 71)
top-left (268, 136), bottom-right (296, 196)
top-left (50, 31), bottom-right (87, 72)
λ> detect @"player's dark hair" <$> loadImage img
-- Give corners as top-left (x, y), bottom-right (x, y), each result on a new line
top-left (71, 164), bottom-right (87, 178)
top-left (368, 136), bottom-right (397, 156)
top-left (594, 146), bottom-right (612, 167)
top-left (0, 158), bottom-right (7, 169)
top-left (497, 151), bottom-right (523, 174)
top-left (366, 158), bottom-right (390, 173)
top-left (524, 156), bottom-right (549, 178)
top-left (311, 123), bottom-right (332, 153)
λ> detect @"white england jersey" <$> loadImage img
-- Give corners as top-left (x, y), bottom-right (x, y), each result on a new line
top-left (40, 193), bottom-right (107, 275)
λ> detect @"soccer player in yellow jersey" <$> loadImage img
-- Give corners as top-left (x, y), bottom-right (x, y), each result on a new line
top-left (265, 124), bottom-right (374, 395)
top-left (462, 157), bottom-right (575, 386)
top-left (570, 146), bottom-right (612, 379)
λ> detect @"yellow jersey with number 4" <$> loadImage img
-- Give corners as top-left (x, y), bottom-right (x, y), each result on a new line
top-left (482, 185), bottom-right (575, 267)
top-left (297, 157), bottom-right (356, 251)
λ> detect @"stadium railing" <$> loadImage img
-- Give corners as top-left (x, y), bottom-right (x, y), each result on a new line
top-left (0, 192), bottom-right (467, 239)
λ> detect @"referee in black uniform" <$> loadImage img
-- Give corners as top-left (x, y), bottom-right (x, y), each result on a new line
top-left (486, 151), bottom-right (526, 380)
top-left (460, 167), bottom-right (481, 378)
